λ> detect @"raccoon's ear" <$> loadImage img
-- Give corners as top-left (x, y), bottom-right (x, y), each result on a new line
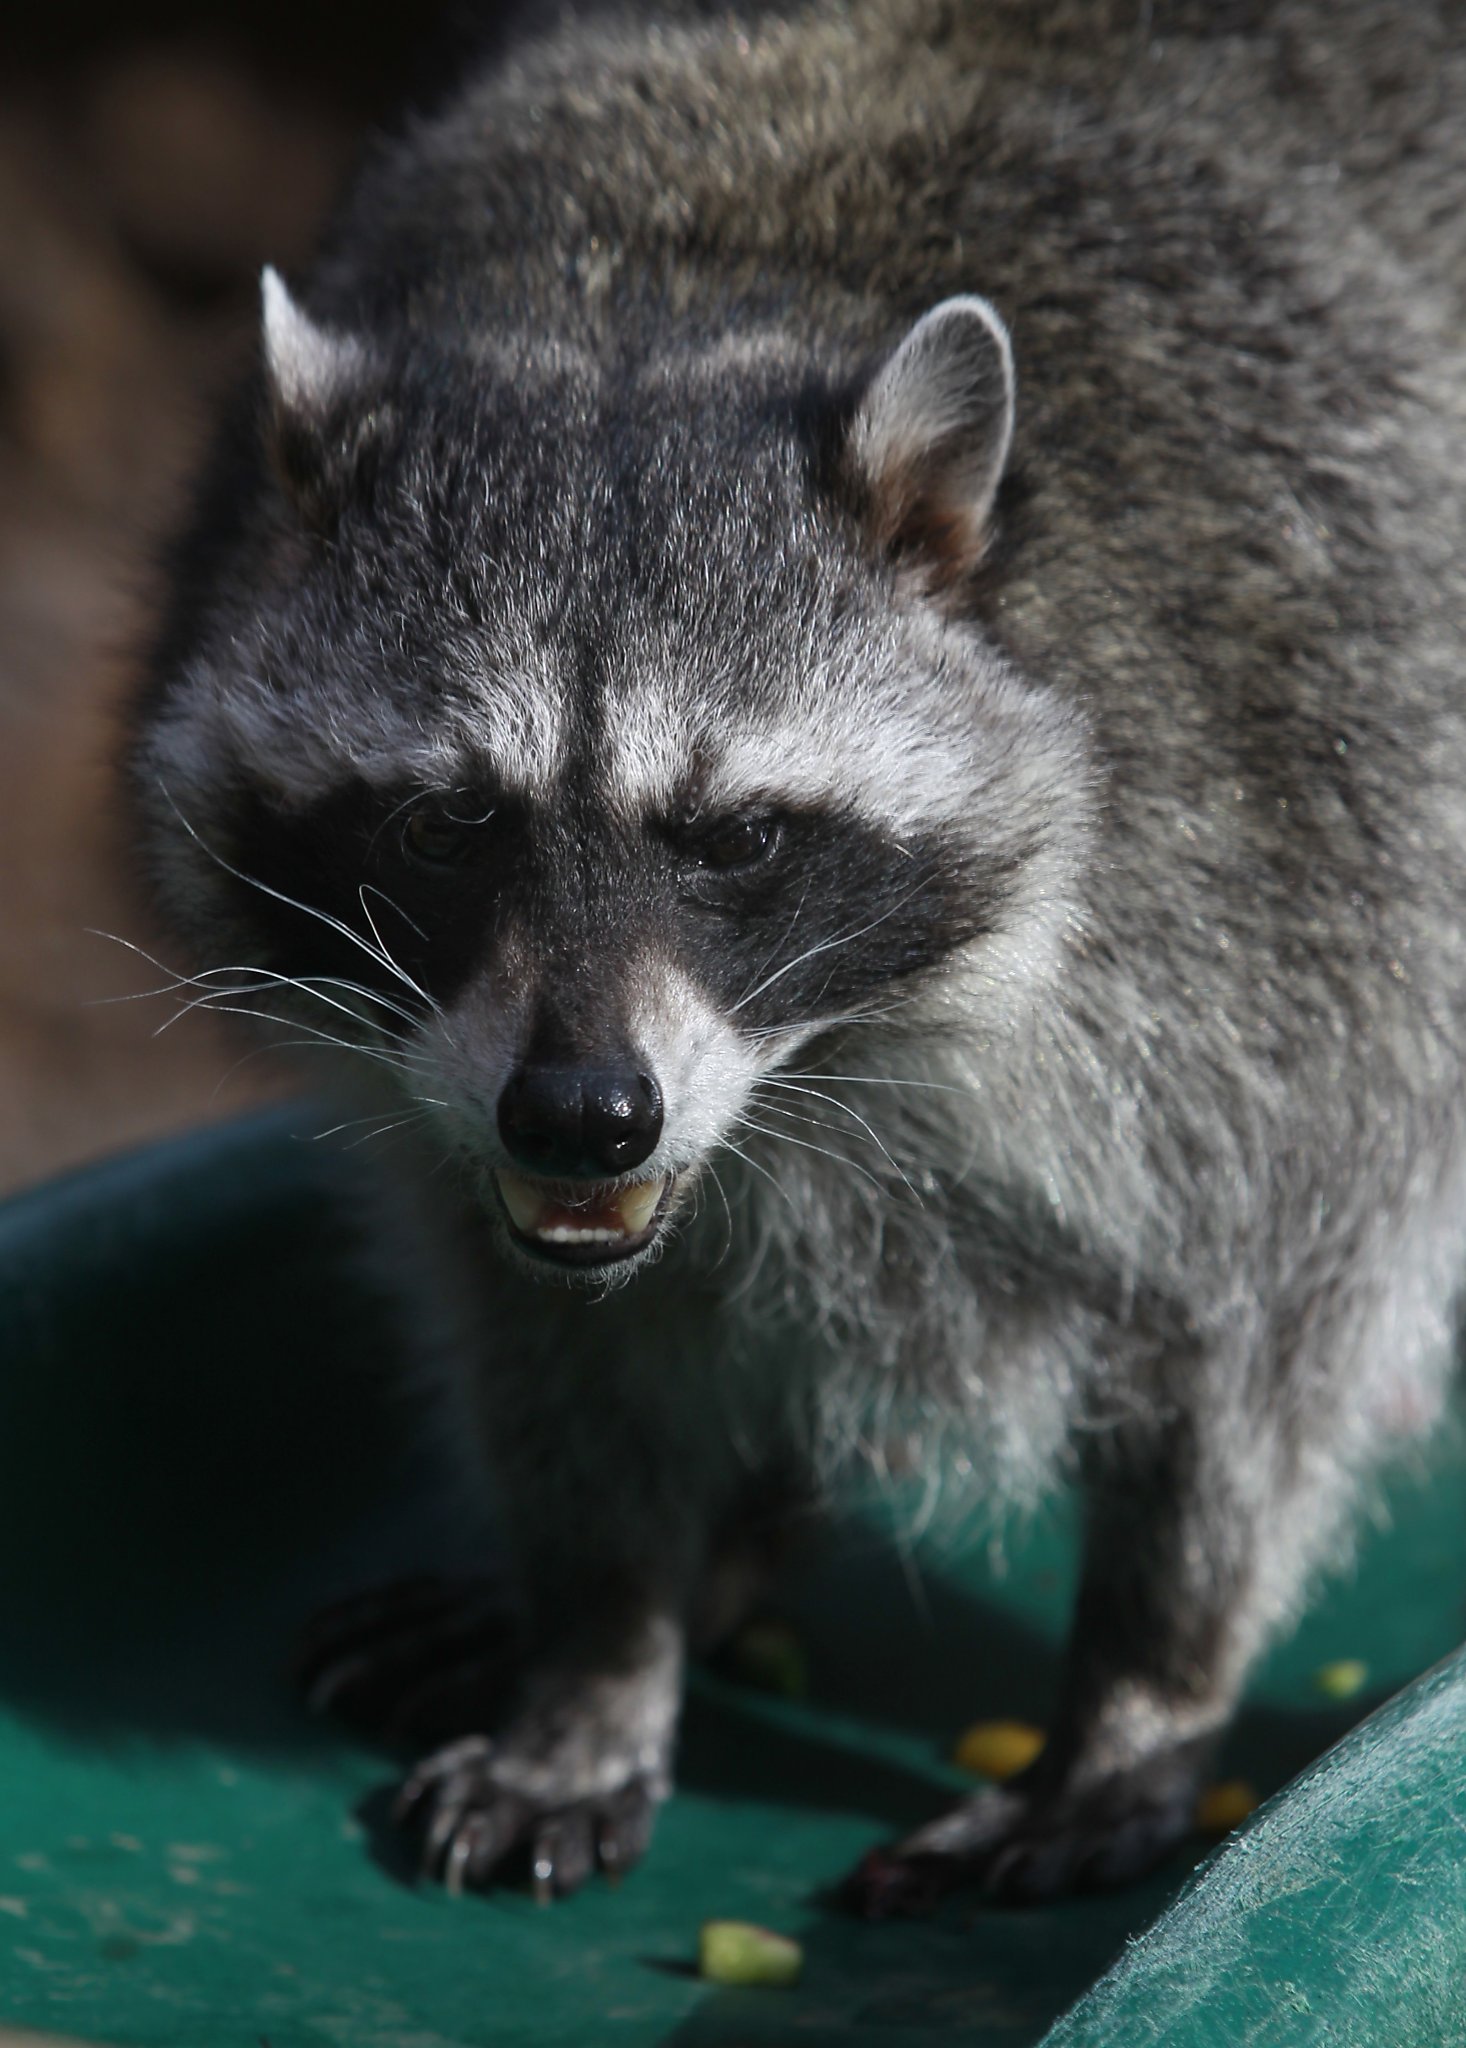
top-left (846, 296), bottom-right (1015, 595)
top-left (260, 266), bottom-right (385, 527)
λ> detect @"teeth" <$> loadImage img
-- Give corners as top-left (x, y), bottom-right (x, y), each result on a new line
top-left (612, 1179), bottom-right (665, 1234)
top-left (496, 1169), bottom-right (549, 1235)
top-left (493, 1170), bottom-right (670, 1246)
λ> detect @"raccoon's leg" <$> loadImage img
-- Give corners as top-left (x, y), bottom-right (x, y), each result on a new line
top-left (846, 1393), bottom-right (1349, 1911)
top-left (298, 1486), bottom-right (815, 1751)
top-left (391, 1519), bottom-right (808, 1898)
top-left (389, 1323), bottom-right (809, 1899)
top-left (689, 1464), bottom-right (824, 1656)
top-left (394, 1605), bottom-right (682, 1899)
top-left (298, 1573), bottom-right (526, 1745)
top-left (390, 1476), bottom-right (684, 1893)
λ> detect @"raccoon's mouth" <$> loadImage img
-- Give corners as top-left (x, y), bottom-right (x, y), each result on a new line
top-left (493, 1168), bottom-right (675, 1267)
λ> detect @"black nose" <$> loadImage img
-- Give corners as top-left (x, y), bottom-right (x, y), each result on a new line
top-left (497, 1064), bottom-right (664, 1178)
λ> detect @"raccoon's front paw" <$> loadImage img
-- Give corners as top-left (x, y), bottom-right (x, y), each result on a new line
top-left (843, 1751), bottom-right (1201, 1915)
top-left (297, 1574), bottom-right (522, 1744)
top-left (394, 1734), bottom-right (665, 1899)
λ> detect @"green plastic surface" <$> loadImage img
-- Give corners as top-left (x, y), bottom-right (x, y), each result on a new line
top-left (1042, 1648), bottom-right (1466, 2047)
top-left (0, 1109), bottom-right (1461, 2046)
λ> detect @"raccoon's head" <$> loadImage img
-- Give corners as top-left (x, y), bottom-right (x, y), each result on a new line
top-left (130, 274), bottom-right (1090, 1281)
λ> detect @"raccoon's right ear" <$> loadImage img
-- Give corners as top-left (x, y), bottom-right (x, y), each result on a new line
top-left (260, 267), bottom-right (387, 528)
top-left (845, 296), bottom-right (1015, 596)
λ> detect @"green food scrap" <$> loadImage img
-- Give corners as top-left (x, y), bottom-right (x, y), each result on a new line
top-left (1314, 1659), bottom-right (1369, 1701)
top-left (698, 1920), bottom-right (803, 1987)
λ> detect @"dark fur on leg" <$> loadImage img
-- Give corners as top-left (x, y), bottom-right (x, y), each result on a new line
top-left (846, 1738), bottom-right (1213, 1916)
top-left (298, 1574), bottom-right (525, 1743)
top-left (846, 1379), bottom-right (1353, 1910)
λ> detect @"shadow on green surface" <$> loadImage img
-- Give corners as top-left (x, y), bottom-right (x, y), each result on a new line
top-left (0, 1121), bottom-right (471, 1752)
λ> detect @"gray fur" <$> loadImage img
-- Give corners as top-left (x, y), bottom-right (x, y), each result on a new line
top-left (128, 0), bottom-right (1466, 1902)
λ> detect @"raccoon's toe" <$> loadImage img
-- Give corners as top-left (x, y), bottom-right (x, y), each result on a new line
top-left (296, 1573), bottom-right (522, 1743)
top-left (965, 1778), bottom-right (1195, 1902)
top-left (394, 1735), bottom-right (661, 1899)
top-left (840, 1788), bottom-right (1024, 1918)
top-left (843, 1758), bottom-right (1200, 1915)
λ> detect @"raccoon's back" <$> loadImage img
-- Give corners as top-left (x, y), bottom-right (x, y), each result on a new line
top-left (319, 3), bottom-right (1466, 325)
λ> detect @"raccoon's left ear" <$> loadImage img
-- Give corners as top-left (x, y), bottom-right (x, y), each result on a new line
top-left (845, 296), bottom-right (1015, 595)
top-left (261, 267), bottom-right (386, 527)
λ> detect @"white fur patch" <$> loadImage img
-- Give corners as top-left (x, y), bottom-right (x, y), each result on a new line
top-left (627, 961), bottom-right (765, 1169)
top-left (145, 640), bottom-right (570, 812)
top-left (261, 266), bottom-right (367, 417)
top-left (602, 610), bottom-right (1089, 856)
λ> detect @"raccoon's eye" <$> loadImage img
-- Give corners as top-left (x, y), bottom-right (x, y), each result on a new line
top-left (684, 811), bottom-right (780, 870)
top-left (401, 805), bottom-right (475, 869)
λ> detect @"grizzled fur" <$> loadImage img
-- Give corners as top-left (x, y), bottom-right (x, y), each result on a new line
top-left (129, 0), bottom-right (1466, 1903)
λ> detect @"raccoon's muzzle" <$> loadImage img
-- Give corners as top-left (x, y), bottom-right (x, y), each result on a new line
top-left (493, 1167), bottom-right (674, 1266)
top-left (493, 1059), bottom-right (670, 1267)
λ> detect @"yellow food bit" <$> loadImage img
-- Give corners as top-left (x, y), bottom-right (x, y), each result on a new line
top-left (1313, 1659), bottom-right (1368, 1701)
top-left (698, 1920), bottom-right (803, 1987)
top-left (951, 1718), bottom-right (1045, 1781)
top-left (1195, 1779), bottom-right (1259, 1835)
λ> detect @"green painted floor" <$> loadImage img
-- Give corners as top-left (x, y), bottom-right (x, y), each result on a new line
top-left (0, 1111), bottom-right (1461, 2047)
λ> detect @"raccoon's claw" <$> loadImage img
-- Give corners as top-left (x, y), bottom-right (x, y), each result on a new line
top-left (297, 1573), bottom-right (522, 1743)
top-left (843, 1762), bottom-right (1198, 1915)
top-left (839, 1843), bottom-right (968, 1919)
top-left (394, 1734), bottom-right (660, 1899)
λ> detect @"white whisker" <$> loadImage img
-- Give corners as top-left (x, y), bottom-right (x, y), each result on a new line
top-left (165, 999), bottom-right (434, 1077)
top-left (730, 869), bottom-right (950, 1015)
top-left (756, 1077), bottom-right (923, 1205)
top-left (307, 1100), bottom-right (446, 1141)
top-left (156, 972), bottom-right (433, 1059)
top-left (341, 1109), bottom-right (433, 1151)
top-left (777, 1068), bottom-right (966, 1096)
top-left (742, 998), bottom-right (904, 1044)
top-left (718, 1134), bottom-right (798, 1213)
top-left (701, 1158), bottom-right (737, 1268)
top-left (735, 1114), bottom-right (887, 1194)
top-left (360, 879), bottom-right (430, 946)
top-left (88, 932), bottom-right (430, 1038)
top-left (736, 879), bottom-right (813, 1010)
top-left (156, 781), bottom-right (435, 1008)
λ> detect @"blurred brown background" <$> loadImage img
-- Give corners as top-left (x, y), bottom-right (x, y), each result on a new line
top-left (0, 3), bottom-right (458, 1196)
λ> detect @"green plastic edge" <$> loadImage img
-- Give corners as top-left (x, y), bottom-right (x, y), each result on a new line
top-left (1040, 1646), bottom-right (1466, 2047)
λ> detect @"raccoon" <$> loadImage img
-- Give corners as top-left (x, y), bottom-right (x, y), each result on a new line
top-left (127, 0), bottom-right (1466, 1907)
